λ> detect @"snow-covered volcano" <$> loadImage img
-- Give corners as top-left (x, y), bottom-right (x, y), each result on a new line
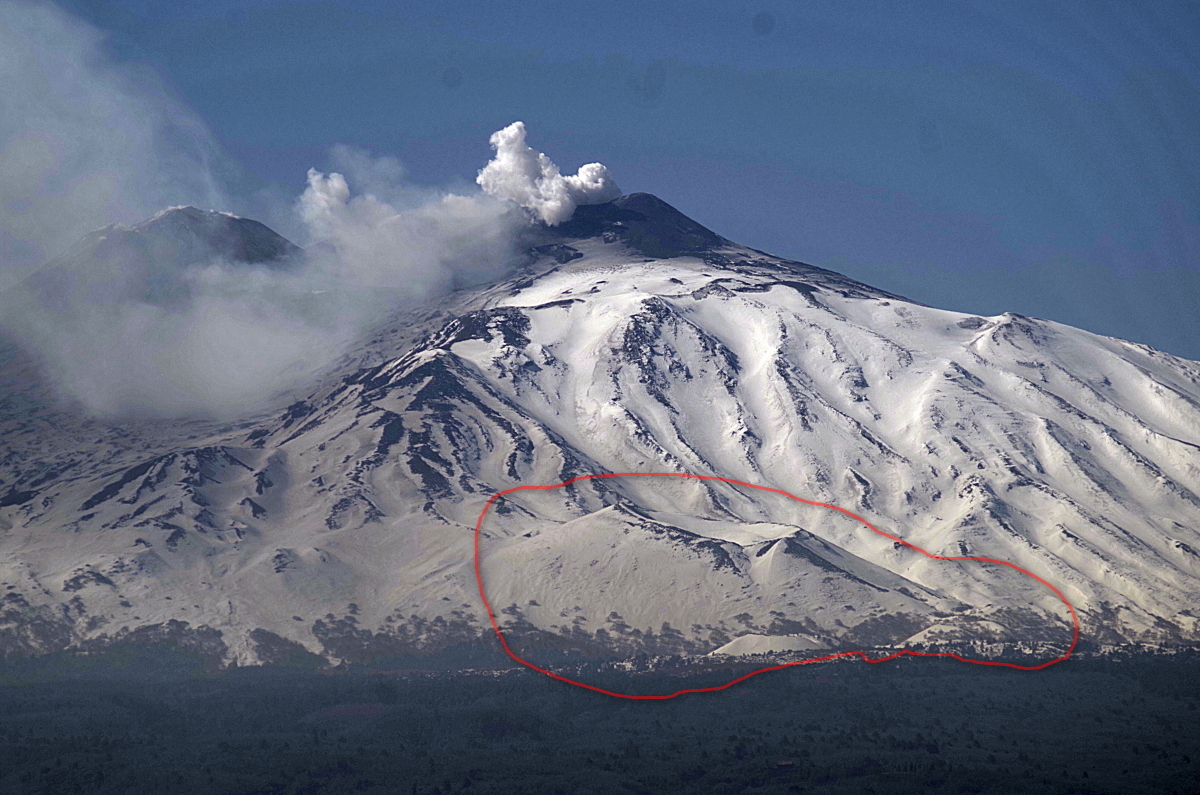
top-left (2, 193), bottom-right (1198, 667)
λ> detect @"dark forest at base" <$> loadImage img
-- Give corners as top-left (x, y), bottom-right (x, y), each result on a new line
top-left (0, 648), bottom-right (1197, 795)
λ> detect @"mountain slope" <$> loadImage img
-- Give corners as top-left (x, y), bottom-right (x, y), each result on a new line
top-left (1, 194), bottom-right (1198, 666)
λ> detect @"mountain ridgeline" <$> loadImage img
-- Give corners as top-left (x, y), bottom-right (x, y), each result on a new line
top-left (1, 194), bottom-right (1199, 669)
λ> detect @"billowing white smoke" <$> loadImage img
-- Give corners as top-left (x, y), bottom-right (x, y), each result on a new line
top-left (1, 150), bottom-right (522, 418)
top-left (286, 156), bottom-right (521, 372)
top-left (0, 10), bottom-right (609, 422)
top-left (297, 152), bottom-right (517, 301)
top-left (476, 121), bottom-right (621, 225)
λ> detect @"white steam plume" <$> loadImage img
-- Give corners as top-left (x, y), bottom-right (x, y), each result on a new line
top-left (294, 156), bottom-right (520, 314)
top-left (0, 19), bottom-right (606, 422)
top-left (476, 121), bottom-right (621, 225)
top-left (1, 150), bottom-right (523, 418)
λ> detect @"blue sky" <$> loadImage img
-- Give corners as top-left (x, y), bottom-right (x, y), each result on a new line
top-left (41, 1), bottom-right (1200, 360)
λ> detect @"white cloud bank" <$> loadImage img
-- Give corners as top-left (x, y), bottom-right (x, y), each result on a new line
top-left (476, 121), bottom-right (621, 225)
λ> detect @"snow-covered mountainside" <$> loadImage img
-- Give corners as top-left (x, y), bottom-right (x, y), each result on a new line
top-left (2, 193), bottom-right (1199, 667)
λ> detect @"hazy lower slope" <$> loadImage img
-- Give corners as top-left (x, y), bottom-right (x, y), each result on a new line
top-left (1, 194), bottom-right (1198, 666)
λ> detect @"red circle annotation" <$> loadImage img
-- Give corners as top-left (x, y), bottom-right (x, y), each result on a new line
top-left (473, 473), bottom-right (1081, 700)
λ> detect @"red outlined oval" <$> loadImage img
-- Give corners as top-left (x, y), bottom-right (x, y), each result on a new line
top-left (474, 473), bottom-right (1080, 700)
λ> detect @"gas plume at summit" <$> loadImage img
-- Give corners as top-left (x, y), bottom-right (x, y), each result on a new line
top-left (476, 121), bottom-right (622, 226)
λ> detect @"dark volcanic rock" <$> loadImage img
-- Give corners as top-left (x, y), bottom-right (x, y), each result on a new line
top-left (542, 193), bottom-right (730, 258)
